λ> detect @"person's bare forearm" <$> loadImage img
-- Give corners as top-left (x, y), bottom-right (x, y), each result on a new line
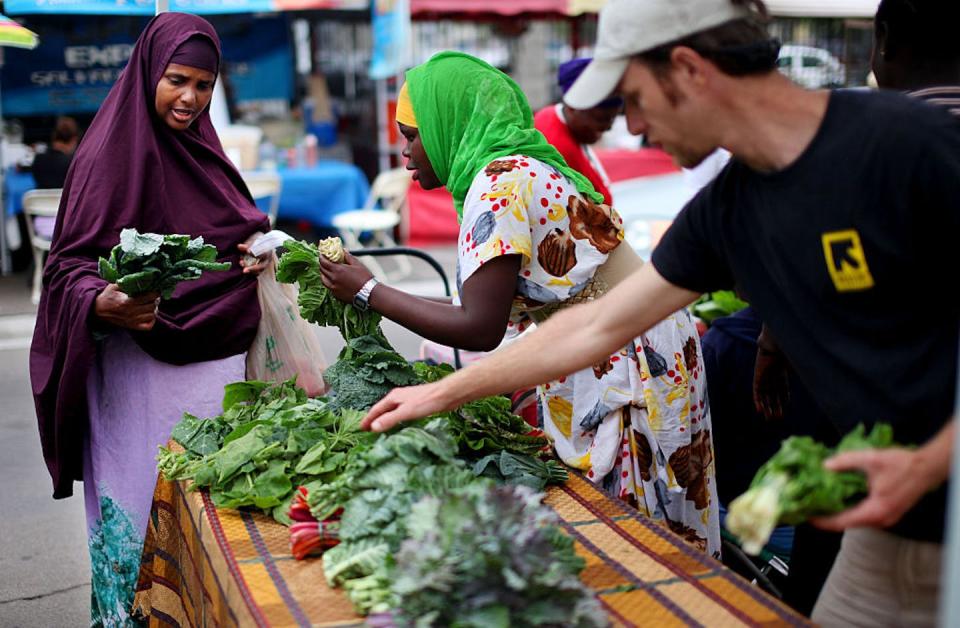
top-left (368, 285), bottom-right (504, 351)
top-left (417, 295), bottom-right (453, 304)
top-left (433, 263), bottom-right (701, 407)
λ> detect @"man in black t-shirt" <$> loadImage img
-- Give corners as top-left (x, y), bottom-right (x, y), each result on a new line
top-left (30, 117), bottom-right (79, 189)
top-left (361, 0), bottom-right (959, 622)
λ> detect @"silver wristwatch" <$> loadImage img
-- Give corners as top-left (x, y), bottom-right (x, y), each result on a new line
top-left (352, 278), bottom-right (380, 311)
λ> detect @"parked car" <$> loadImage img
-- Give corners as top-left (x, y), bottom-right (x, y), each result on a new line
top-left (777, 44), bottom-right (846, 88)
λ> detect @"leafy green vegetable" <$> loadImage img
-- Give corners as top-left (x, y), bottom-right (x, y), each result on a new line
top-left (308, 420), bottom-right (481, 613)
top-left (157, 379), bottom-right (376, 525)
top-left (276, 239), bottom-right (382, 341)
top-left (98, 228), bottom-right (230, 299)
top-left (473, 450), bottom-right (568, 491)
top-left (391, 484), bottom-right (608, 628)
top-left (441, 395), bottom-right (549, 458)
top-left (691, 290), bottom-right (749, 326)
top-left (726, 423), bottom-right (895, 554)
top-left (324, 335), bottom-right (421, 411)
top-left (412, 361), bottom-right (455, 383)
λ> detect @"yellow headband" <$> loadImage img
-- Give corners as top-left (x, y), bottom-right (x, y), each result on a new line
top-left (395, 81), bottom-right (418, 128)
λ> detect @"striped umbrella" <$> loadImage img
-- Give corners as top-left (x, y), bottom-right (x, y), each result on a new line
top-left (0, 14), bottom-right (39, 50)
top-left (0, 14), bottom-right (38, 274)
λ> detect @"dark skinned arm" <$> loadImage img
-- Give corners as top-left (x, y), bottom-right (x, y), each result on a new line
top-left (318, 252), bottom-right (521, 352)
top-left (753, 323), bottom-right (791, 419)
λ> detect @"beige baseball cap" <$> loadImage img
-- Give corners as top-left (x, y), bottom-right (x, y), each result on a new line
top-left (564, 0), bottom-right (753, 109)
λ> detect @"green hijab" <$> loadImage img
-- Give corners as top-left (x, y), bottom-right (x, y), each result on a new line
top-left (404, 51), bottom-right (604, 222)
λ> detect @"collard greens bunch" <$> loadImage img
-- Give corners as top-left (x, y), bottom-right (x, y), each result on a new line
top-left (726, 423), bottom-right (895, 555)
top-left (323, 335), bottom-right (421, 412)
top-left (276, 238), bottom-right (382, 341)
top-left (98, 228), bottom-right (230, 299)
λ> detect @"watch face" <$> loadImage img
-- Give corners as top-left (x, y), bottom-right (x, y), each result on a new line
top-left (353, 295), bottom-right (368, 311)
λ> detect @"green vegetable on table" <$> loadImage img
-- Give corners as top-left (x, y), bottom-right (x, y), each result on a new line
top-left (157, 378), bottom-right (377, 525)
top-left (311, 420), bottom-right (479, 613)
top-left (726, 423), bottom-right (895, 555)
top-left (392, 483), bottom-right (608, 628)
top-left (323, 335), bottom-right (421, 412)
top-left (442, 395), bottom-right (550, 458)
top-left (276, 238), bottom-right (382, 341)
top-left (98, 228), bottom-right (230, 299)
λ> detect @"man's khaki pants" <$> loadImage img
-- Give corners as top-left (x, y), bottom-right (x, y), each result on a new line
top-left (812, 528), bottom-right (942, 627)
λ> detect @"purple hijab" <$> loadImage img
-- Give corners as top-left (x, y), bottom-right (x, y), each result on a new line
top-left (30, 13), bottom-right (269, 499)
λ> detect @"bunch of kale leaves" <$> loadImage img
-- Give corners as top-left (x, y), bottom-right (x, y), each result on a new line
top-left (276, 239), bottom-right (382, 341)
top-left (98, 228), bottom-right (230, 299)
top-left (309, 420), bottom-right (585, 623)
top-left (415, 364), bottom-right (564, 490)
top-left (323, 334), bottom-right (421, 412)
top-left (392, 483), bottom-right (608, 628)
top-left (309, 420), bottom-right (478, 614)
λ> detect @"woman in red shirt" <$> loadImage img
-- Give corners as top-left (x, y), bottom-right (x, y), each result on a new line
top-left (534, 58), bottom-right (622, 205)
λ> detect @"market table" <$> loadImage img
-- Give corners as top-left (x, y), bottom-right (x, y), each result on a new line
top-left (135, 471), bottom-right (810, 627)
top-left (266, 162), bottom-right (370, 229)
top-left (4, 163), bottom-right (369, 228)
top-left (3, 169), bottom-right (35, 218)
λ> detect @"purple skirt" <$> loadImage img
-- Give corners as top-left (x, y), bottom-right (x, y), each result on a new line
top-left (83, 331), bottom-right (245, 626)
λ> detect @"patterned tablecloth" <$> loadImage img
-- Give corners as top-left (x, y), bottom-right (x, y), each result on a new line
top-left (135, 472), bottom-right (810, 627)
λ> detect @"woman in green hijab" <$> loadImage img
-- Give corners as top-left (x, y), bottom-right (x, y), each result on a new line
top-left (319, 52), bottom-right (720, 556)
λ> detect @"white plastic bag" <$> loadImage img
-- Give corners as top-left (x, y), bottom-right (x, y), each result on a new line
top-left (246, 253), bottom-right (328, 396)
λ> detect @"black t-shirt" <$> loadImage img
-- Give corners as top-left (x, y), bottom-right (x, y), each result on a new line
top-left (653, 89), bottom-right (960, 543)
top-left (31, 149), bottom-right (73, 189)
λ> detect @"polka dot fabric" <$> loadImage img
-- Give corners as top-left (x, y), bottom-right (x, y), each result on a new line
top-left (457, 156), bottom-right (720, 557)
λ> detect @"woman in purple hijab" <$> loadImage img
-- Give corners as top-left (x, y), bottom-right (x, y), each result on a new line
top-left (28, 13), bottom-right (269, 625)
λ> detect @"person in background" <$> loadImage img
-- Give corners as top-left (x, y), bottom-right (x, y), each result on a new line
top-left (534, 58), bottom-right (620, 205)
top-left (872, 0), bottom-right (960, 106)
top-left (701, 303), bottom-right (841, 616)
top-left (319, 52), bottom-right (720, 557)
top-left (31, 116), bottom-right (80, 189)
top-left (363, 0), bottom-right (959, 624)
top-left (30, 13), bottom-right (270, 625)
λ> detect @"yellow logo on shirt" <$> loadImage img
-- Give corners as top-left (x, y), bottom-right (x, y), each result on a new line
top-left (821, 230), bottom-right (875, 292)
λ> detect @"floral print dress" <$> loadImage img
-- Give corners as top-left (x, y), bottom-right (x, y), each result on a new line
top-left (457, 155), bottom-right (720, 556)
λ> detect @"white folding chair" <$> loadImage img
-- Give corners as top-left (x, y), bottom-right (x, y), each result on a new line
top-left (331, 167), bottom-right (413, 281)
top-left (22, 189), bottom-right (62, 305)
top-left (241, 171), bottom-right (282, 227)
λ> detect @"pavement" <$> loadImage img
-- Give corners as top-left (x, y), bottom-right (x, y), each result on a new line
top-left (0, 245), bottom-right (457, 627)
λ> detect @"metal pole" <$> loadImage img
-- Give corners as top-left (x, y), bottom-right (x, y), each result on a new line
top-left (376, 78), bottom-right (389, 174)
top-left (155, 0), bottom-right (169, 15)
top-left (0, 46), bottom-right (10, 276)
top-left (939, 347), bottom-right (960, 627)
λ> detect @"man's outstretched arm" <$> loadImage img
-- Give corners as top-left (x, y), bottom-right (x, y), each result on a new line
top-left (362, 262), bottom-right (701, 431)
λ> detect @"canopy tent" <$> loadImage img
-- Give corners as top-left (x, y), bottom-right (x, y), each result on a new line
top-left (408, 0), bottom-right (879, 18)
top-left (2, 0), bottom-right (366, 14)
top-left (410, 0), bottom-right (602, 18)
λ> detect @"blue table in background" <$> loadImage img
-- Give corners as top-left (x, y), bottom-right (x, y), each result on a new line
top-left (265, 161), bottom-right (369, 228)
top-left (4, 169), bottom-right (36, 218)
top-left (4, 161), bottom-right (369, 227)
